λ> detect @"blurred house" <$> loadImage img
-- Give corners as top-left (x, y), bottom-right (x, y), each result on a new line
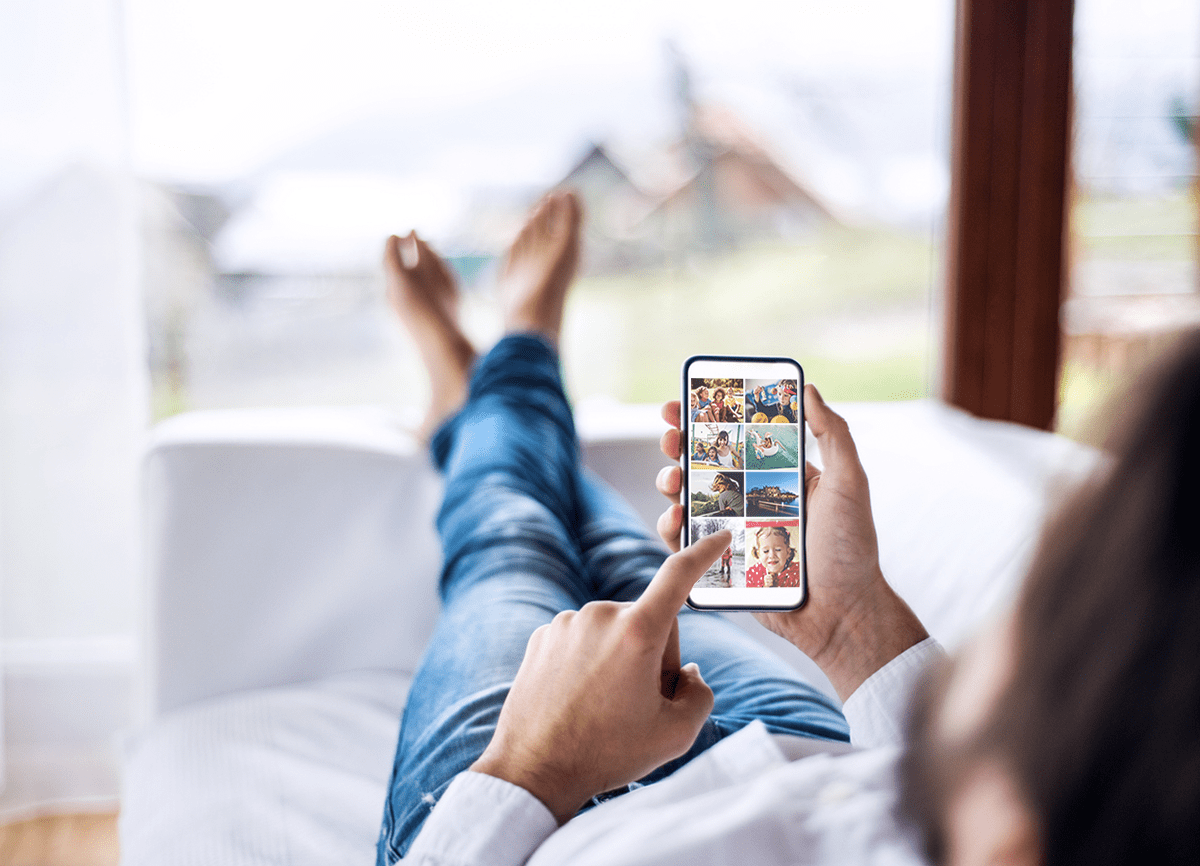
top-left (556, 143), bottom-right (657, 274)
top-left (140, 184), bottom-right (227, 410)
top-left (645, 105), bottom-right (834, 259)
top-left (133, 104), bottom-right (837, 412)
top-left (554, 107), bottom-right (834, 274)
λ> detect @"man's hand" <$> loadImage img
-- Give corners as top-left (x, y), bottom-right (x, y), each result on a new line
top-left (657, 384), bottom-right (927, 700)
top-left (469, 532), bottom-right (725, 824)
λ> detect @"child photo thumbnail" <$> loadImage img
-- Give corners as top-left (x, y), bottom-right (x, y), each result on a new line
top-left (690, 518), bottom-right (745, 588)
top-left (745, 471), bottom-right (801, 518)
top-left (690, 378), bottom-right (744, 424)
top-left (745, 378), bottom-right (798, 424)
top-left (745, 424), bottom-right (799, 471)
top-left (745, 521), bottom-right (800, 588)
top-left (690, 423), bottom-right (744, 470)
top-left (690, 470), bottom-right (745, 517)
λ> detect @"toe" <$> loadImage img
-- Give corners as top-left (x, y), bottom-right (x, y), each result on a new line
top-left (400, 232), bottom-right (420, 269)
top-left (555, 190), bottom-right (582, 232)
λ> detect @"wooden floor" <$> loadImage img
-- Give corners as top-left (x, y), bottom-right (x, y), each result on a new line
top-left (0, 813), bottom-right (118, 866)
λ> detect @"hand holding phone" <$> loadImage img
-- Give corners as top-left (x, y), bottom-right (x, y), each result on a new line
top-left (664, 377), bottom-right (930, 698)
top-left (682, 355), bottom-right (806, 611)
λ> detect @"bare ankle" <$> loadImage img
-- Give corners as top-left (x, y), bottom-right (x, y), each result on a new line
top-left (499, 191), bottom-right (582, 343)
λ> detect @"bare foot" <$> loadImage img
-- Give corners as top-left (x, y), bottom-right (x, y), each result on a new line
top-left (497, 190), bottom-right (582, 344)
top-left (384, 231), bottom-right (476, 436)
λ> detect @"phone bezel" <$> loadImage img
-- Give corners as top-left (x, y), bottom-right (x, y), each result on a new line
top-left (681, 354), bottom-right (807, 612)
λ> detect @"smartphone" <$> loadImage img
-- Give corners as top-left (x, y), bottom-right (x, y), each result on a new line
top-left (681, 355), bottom-right (806, 611)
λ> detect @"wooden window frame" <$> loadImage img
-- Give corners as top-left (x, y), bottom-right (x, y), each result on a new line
top-left (942, 0), bottom-right (1075, 430)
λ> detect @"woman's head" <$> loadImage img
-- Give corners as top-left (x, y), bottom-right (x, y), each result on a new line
top-left (900, 329), bottom-right (1200, 866)
top-left (752, 526), bottom-right (795, 575)
top-left (711, 473), bottom-right (738, 493)
top-left (716, 430), bottom-right (729, 446)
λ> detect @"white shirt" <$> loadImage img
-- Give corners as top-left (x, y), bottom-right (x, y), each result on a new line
top-left (404, 638), bottom-right (943, 866)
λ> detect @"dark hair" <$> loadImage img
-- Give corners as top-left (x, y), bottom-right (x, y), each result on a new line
top-left (902, 330), bottom-right (1200, 864)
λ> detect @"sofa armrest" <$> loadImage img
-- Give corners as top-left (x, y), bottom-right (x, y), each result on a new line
top-left (141, 400), bottom-right (1096, 719)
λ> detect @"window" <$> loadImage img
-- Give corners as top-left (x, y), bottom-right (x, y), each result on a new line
top-left (126, 1), bottom-right (955, 418)
top-left (1059, 0), bottom-right (1200, 440)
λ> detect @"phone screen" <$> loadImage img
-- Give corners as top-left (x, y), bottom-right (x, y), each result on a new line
top-left (682, 356), bottom-right (806, 611)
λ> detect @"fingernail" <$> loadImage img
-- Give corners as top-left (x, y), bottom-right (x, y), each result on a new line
top-left (400, 235), bottom-right (419, 269)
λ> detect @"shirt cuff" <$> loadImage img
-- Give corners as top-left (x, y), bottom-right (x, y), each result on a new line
top-left (404, 771), bottom-right (558, 866)
top-left (841, 636), bottom-right (945, 749)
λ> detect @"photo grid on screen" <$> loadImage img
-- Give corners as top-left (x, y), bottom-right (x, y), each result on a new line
top-left (687, 377), bottom-right (801, 589)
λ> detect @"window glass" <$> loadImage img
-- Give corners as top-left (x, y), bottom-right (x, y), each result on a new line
top-left (127, 0), bottom-right (954, 419)
top-left (1060, 0), bottom-right (1199, 440)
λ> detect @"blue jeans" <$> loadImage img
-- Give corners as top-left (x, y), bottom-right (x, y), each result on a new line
top-left (377, 335), bottom-right (847, 864)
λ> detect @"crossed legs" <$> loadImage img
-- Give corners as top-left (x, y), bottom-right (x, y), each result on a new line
top-left (376, 193), bottom-right (846, 865)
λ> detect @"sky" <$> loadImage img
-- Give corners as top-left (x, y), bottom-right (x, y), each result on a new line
top-left (2, 0), bottom-right (1196, 269)
top-left (122, 0), bottom-right (956, 184)
top-left (118, 0), bottom-right (961, 266)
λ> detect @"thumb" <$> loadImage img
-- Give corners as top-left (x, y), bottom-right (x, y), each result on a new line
top-left (803, 384), bottom-right (866, 486)
top-left (664, 663), bottom-right (714, 734)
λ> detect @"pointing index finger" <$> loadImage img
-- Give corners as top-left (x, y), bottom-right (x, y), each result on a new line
top-left (634, 530), bottom-right (731, 627)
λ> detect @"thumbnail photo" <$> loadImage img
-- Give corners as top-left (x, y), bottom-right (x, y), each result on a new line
top-left (745, 378), bottom-right (798, 424)
top-left (690, 423), bottom-right (744, 470)
top-left (690, 517), bottom-right (745, 588)
top-left (745, 424), bottom-right (799, 471)
top-left (745, 471), bottom-right (801, 518)
top-left (690, 378), bottom-right (745, 424)
top-left (690, 470), bottom-right (745, 517)
top-left (745, 521), bottom-right (800, 588)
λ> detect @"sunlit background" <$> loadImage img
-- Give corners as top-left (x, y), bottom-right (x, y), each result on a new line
top-left (119, 0), bottom-right (956, 418)
top-left (0, 0), bottom-right (1196, 817)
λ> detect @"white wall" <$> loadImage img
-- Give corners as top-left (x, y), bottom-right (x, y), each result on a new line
top-left (0, 0), bottom-right (144, 813)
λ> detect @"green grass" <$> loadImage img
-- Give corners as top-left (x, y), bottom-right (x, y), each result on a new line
top-left (561, 224), bottom-right (936, 404)
top-left (1074, 190), bottom-right (1197, 239)
top-left (151, 381), bottom-right (190, 421)
top-left (1056, 361), bottom-right (1127, 446)
top-left (799, 351), bottom-right (930, 402)
top-left (1074, 189), bottom-right (1198, 261)
top-left (1057, 188), bottom-right (1199, 442)
top-left (1081, 233), bottom-right (1196, 260)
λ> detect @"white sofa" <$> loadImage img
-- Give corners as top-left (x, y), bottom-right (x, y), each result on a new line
top-left (121, 400), bottom-right (1094, 865)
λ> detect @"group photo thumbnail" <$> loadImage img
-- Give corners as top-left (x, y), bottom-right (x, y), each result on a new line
top-left (744, 378), bottom-right (798, 424)
top-left (690, 423), bottom-right (744, 470)
top-left (689, 378), bottom-right (744, 424)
